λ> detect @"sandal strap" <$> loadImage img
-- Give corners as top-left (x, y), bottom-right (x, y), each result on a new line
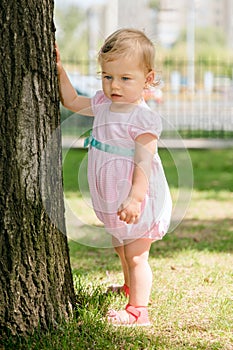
top-left (125, 304), bottom-right (141, 320)
top-left (123, 284), bottom-right (130, 297)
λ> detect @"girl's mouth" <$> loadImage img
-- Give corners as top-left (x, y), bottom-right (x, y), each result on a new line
top-left (111, 94), bottom-right (122, 98)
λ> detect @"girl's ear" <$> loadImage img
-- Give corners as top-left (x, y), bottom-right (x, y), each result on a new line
top-left (145, 70), bottom-right (155, 85)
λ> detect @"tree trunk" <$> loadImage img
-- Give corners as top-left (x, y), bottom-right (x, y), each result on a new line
top-left (0, 0), bottom-right (76, 336)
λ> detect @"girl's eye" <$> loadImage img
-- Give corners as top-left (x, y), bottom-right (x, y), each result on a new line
top-left (103, 75), bottom-right (112, 80)
top-left (122, 77), bottom-right (130, 81)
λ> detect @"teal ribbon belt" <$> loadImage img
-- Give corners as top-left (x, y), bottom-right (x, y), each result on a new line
top-left (84, 134), bottom-right (134, 157)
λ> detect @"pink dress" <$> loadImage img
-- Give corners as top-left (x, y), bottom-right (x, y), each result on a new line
top-left (87, 90), bottom-right (172, 243)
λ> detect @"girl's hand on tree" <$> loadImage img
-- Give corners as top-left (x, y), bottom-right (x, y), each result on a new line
top-left (117, 197), bottom-right (141, 225)
top-left (55, 43), bottom-right (63, 75)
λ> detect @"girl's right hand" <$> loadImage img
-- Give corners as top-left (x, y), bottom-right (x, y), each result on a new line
top-left (117, 197), bottom-right (141, 225)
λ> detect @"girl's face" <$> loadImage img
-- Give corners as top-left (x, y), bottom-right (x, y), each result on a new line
top-left (101, 55), bottom-right (154, 106)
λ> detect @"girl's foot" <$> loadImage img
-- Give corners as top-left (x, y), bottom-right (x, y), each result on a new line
top-left (107, 303), bottom-right (151, 326)
top-left (107, 283), bottom-right (130, 297)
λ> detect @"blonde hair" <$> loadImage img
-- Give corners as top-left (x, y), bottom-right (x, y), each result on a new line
top-left (98, 28), bottom-right (155, 74)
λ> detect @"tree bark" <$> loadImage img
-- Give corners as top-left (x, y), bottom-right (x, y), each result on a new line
top-left (0, 0), bottom-right (76, 336)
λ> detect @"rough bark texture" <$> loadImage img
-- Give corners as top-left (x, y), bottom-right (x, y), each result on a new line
top-left (0, 0), bottom-right (76, 336)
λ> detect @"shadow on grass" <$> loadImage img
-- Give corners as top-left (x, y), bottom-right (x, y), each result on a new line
top-left (4, 221), bottom-right (232, 350)
top-left (3, 276), bottom-right (161, 350)
top-left (152, 218), bottom-right (233, 257)
top-left (68, 218), bottom-right (233, 277)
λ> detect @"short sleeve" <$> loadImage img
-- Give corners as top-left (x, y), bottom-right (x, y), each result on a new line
top-left (128, 106), bottom-right (163, 140)
top-left (91, 90), bottom-right (110, 115)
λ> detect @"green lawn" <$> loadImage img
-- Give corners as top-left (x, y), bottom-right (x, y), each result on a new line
top-left (5, 148), bottom-right (233, 350)
top-left (62, 148), bottom-right (233, 194)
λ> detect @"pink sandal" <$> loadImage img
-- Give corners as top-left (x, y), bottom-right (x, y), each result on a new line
top-left (107, 303), bottom-right (151, 326)
top-left (107, 283), bottom-right (130, 297)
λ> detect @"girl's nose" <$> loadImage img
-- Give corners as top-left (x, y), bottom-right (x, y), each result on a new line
top-left (111, 78), bottom-right (119, 89)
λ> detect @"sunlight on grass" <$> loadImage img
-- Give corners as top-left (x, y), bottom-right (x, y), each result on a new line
top-left (65, 193), bottom-right (102, 226)
top-left (184, 189), bottom-right (233, 220)
top-left (63, 185), bottom-right (233, 349)
top-left (61, 148), bottom-right (233, 350)
top-left (5, 149), bottom-right (232, 349)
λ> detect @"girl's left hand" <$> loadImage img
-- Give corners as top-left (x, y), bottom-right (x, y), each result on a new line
top-left (117, 197), bottom-right (141, 224)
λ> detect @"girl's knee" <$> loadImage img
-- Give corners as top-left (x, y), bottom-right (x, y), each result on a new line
top-left (125, 251), bottom-right (149, 267)
top-left (123, 239), bottom-right (152, 267)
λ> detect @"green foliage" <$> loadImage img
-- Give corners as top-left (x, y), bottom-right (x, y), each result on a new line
top-left (175, 26), bottom-right (226, 48)
top-left (149, 0), bottom-right (160, 10)
top-left (165, 26), bottom-right (233, 61)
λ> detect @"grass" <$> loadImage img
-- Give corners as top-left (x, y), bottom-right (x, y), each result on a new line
top-left (62, 148), bottom-right (233, 194)
top-left (3, 148), bottom-right (233, 350)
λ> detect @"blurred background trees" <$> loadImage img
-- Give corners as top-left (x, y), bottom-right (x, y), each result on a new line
top-left (54, 0), bottom-right (233, 67)
top-left (55, 5), bottom-right (88, 62)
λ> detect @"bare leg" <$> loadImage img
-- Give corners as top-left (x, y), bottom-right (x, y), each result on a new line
top-left (124, 238), bottom-right (153, 306)
top-left (107, 238), bottom-right (153, 325)
top-left (112, 237), bottom-right (130, 287)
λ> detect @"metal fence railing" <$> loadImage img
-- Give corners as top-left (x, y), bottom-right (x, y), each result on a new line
top-left (61, 59), bottom-right (233, 139)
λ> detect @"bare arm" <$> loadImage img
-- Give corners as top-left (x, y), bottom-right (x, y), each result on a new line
top-left (56, 44), bottom-right (93, 116)
top-left (117, 133), bottom-right (157, 224)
